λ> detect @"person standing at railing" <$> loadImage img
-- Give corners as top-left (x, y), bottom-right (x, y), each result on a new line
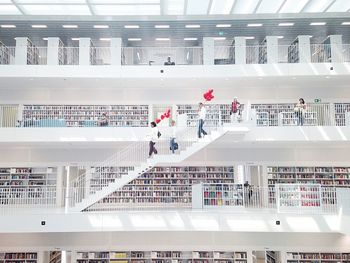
top-left (230, 97), bottom-right (242, 123)
top-left (169, 120), bottom-right (178, 154)
top-left (148, 121), bottom-right (159, 157)
top-left (98, 112), bottom-right (109, 127)
top-left (164, 56), bottom-right (175, 65)
top-left (198, 103), bottom-right (207, 138)
top-left (294, 98), bottom-right (306, 126)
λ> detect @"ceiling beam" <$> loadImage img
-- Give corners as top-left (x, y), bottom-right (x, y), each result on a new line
top-left (253, 0), bottom-right (264, 14)
top-left (323, 0), bottom-right (336, 12)
top-left (207, 0), bottom-right (214, 15)
top-left (276, 0), bottom-right (288, 13)
top-left (85, 0), bottom-right (95, 16)
top-left (300, 0), bottom-right (313, 13)
top-left (183, 0), bottom-right (188, 15)
top-left (230, 0), bottom-right (238, 14)
top-left (160, 0), bottom-right (165, 15)
top-left (11, 0), bottom-right (26, 15)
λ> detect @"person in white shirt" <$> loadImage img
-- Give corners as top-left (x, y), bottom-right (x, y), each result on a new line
top-left (148, 121), bottom-right (159, 157)
top-left (198, 102), bottom-right (207, 138)
top-left (170, 120), bottom-right (177, 154)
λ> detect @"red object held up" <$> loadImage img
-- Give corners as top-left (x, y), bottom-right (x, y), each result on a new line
top-left (155, 118), bottom-right (161, 123)
top-left (161, 115), bottom-right (165, 120)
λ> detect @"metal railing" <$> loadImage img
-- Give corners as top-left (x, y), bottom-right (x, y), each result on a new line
top-left (0, 46), bottom-right (15, 65)
top-left (68, 124), bottom-right (219, 209)
top-left (91, 47), bottom-right (111, 65)
top-left (122, 47), bottom-right (203, 65)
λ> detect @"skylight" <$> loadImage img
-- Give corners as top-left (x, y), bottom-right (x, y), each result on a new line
top-left (209, 0), bottom-right (235, 15)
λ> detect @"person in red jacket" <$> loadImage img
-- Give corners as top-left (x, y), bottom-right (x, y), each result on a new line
top-left (230, 97), bottom-right (242, 123)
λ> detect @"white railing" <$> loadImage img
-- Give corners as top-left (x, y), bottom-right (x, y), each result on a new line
top-left (214, 46), bottom-right (235, 65)
top-left (343, 44), bottom-right (350, 62)
top-left (0, 46), bottom-right (15, 65)
top-left (91, 47), bottom-right (111, 65)
top-left (68, 125), bottom-right (212, 209)
top-left (311, 44), bottom-right (332, 63)
top-left (62, 47), bottom-right (79, 65)
top-left (0, 186), bottom-right (59, 213)
top-left (122, 47), bottom-right (203, 65)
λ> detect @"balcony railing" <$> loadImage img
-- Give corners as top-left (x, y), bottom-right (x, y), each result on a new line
top-left (1, 44), bottom-right (350, 66)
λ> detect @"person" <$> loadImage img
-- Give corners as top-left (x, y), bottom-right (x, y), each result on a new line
top-left (244, 181), bottom-right (253, 205)
top-left (164, 56), bottom-right (175, 66)
top-left (230, 97), bottom-right (242, 123)
top-left (98, 112), bottom-right (109, 127)
top-left (198, 102), bottom-right (207, 138)
top-left (294, 98), bottom-right (306, 126)
top-left (148, 121), bottom-right (159, 157)
top-left (170, 120), bottom-right (178, 154)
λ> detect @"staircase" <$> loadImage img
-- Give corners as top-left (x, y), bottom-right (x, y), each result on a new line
top-left (68, 126), bottom-right (229, 212)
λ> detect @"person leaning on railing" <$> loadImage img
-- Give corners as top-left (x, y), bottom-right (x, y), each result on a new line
top-left (98, 112), bottom-right (109, 127)
top-left (294, 98), bottom-right (306, 126)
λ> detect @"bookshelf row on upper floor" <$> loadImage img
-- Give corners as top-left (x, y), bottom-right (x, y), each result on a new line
top-left (85, 166), bottom-right (234, 211)
top-left (0, 252), bottom-right (38, 263)
top-left (287, 252), bottom-right (350, 262)
top-left (2, 102), bottom-right (349, 128)
top-left (74, 251), bottom-right (248, 263)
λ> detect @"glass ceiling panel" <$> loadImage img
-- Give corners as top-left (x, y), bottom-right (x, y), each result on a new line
top-left (0, 0), bottom-right (13, 3)
top-left (186, 0), bottom-right (210, 14)
top-left (21, 5), bottom-right (91, 15)
top-left (302, 0), bottom-right (334, 12)
top-left (0, 5), bottom-right (22, 15)
top-left (279, 0), bottom-right (309, 13)
top-left (326, 0), bottom-right (350, 12)
top-left (231, 0), bottom-right (260, 14)
top-left (209, 0), bottom-right (235, 15)
top-left (256, 0), bottom-right (286, 13)
top-left (94, 5), bottom-right (160, 15)
top-left (166, 0), bottom-right (185, 15)
top-left (89, 0), bottom-right (160, 3)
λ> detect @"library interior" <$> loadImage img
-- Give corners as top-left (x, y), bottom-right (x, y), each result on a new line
top-left (1, 0), bottom-right (350, 262)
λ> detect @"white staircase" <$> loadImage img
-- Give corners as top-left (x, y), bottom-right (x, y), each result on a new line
top-left (68, 126), bottom-right (235, 212)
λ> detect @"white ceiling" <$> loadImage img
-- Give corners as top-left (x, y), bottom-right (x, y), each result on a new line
top-left (1, 0), bottom-right (350, 16)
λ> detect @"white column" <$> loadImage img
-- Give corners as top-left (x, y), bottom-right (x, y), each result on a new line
top-left (329, 35), bottom-right (343, 62)
top-left (37, 251), bottom-right (45, 263)
top-left (47, 37), bottom-right (60, 65)
top-left (15, 37), bottom-right (28, 65)
top-left (246, 250), bottom-right (253, 263)
top-left (111, 38), bottom-right (122, 65)
top-left (234, 37), bottom-right (246, 64)
top-left (79, 38), bottom-right (91, 65)
top-left (280, 251), bottom-right (287, 263)
top-left (56, 166), bottom-right (64, 207)
top-left (266, 36), bottom-right (278, 63)
top-left (203, 37), bottom-right (214, 65)
top-left (298, 35), bottom-right (311, 63)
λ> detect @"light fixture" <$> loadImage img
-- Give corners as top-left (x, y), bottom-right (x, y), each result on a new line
top-left (185, 25), bottom-right (201, 28)
top-left (245, 37), bottom-right (255, 40)
top-left (156, 38), bottom-right (170, 41)
top-left (128, 38), bottom-right (142, 41)
top-left (31, 25), bottom-right (47, 28)
top-left (216, 24), bottom-right (231, 28)
top-left (93, 25), bottom-right (109, 29)
top-left (124, 25), bottom-right (140, 29)
top-left (184, 38), bottom-right (198, 41)
top-left (155, 25), bottom-right (169, 28)
top-left (213, 37), bottom-right (226, 40)
top-left (100, 38), bottom-right (111, 41)
top-left (341, 22), bottom-right (350, 25)
top-left (278, 22), bottom-right (294, 26)
top-left (247, 23), bottom-right (263, 27)
top-left (71, 38), bottom-right (80, 41)
top-left (310, 22), bottom-right (326, 26)
top-left (1, 25), bottom-right (16, 28)
top-left (63, 25), bottom-right (78, 29)
top-left (277, 36), bottom-right (284, 39)
top-left (42, 38), bottom-right (48, 41)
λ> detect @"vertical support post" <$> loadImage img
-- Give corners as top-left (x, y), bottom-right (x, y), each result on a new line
top-left (329, 35), bottom-right (343, 62)
top-left (15, 37), bottom-right (28, 65)
top-left (234, 37), bottom-right (247, 64)
top-left (298, 35), bottom-right (311, 63)
top-left (47, 37), bottom-right (60, 65)
top-left (79, 38), bottom-right (91, 65)
top-left (203, 37), bottom-right (214, 65)
top-left (111, 38), bottom-right (122, 65)
top-left (266, 36), bottom-right (278, 63)
top-left (56, 166), bottom-right (64, 207)
top-left (246, 250), bottom-right (253, 263)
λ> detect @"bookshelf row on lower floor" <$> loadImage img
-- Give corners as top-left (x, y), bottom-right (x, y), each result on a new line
top-left (0, 252), bottom-right (38, 263)
top-left (75, 251), bottom-right (248, 263)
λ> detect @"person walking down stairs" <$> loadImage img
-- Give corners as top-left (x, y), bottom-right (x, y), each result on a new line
top-left (198, 102), bottom-right (208, 138)
top-left (148, 121), bottom-right (159, 157)
top-left (170, 120), bottom-right (178, 154)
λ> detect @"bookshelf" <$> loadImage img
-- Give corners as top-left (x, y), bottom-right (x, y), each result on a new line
top-left (49, 251), bottom-right (61, 263)
top-left (251, 103), bottom-right (295, 126)
top-left (75, 251), bottom-right (247, 263)
top-left (0, 167), bottom-right (56, 187)
top-left (177, 104), bottom-right (244, 127)
top-left (276, 184), bottom-right (322, 212)
top-left (85, 166), bottom-right (234, 211)
top-left (21, 104), bottom-right (149, 127)
top-left (278, 111), bottom-right (317, 126)
top-left (26, 38), bottom-right (39, 65)
top-left (334, 103), bottom-right (350, 126)
top-left (267, 166), bottom-right (350, 188)
top-left (265, 251), bottom-right (277, 263)
top-left (288, 38), bottom-right (299, 63)
top-left (201, 184), bottom-right (244, 207)
top-left (287, 252), bottom-right (350, 263)
top-left (0, 252), bottom-right (38, 263)
top-left (258, 39), bottom-right (267, 64)
top-left (0, 41), bottom-right (10, 65)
